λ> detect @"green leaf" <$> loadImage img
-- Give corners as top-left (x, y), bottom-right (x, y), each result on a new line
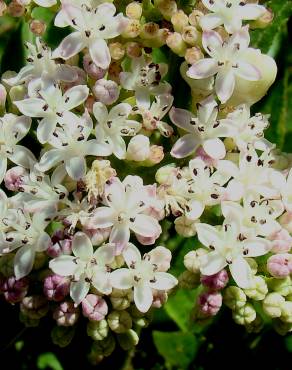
top-left (285, 335), bottom-right (292, 352)
top-left (37, 352), bottom-right (63, 370)
top-left (153, 331), bottom-right (198, 370)
top-left (251, 0), bottom-right (292, 57)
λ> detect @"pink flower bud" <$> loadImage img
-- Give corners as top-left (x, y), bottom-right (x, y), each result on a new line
top-left (63, 67), bottom-right (86, 90)
top-left (53, 301), bottom-right (80, 326)
top-left (195, 147), bottom-right (219, 167)
top-left (4, 166), bottom-right (27, 191)
top-left (268, 228), bottom-right (292, 253)
top-left (20, 295), bottom-right (49, 319)
top-left (47, 230), bottom-right (72, 258)
top-left (84, 228), bottom-right (111, 246)
top-left (200, 269), bottom-right (229, 291)
top-left (152, 290), bottom-right (168, 308)
top-left (267, 254), bottom-right (292, 278)
top-left (83, 54), bottom-right (107, 80)
top-left (0, 276), bottom-right (29, 303)
top-left (197, 291), bottom-right (222, 317)
top-left (92, 79), bottom-right (119, 105)
top-left (43, 274), bottom-right (70, 302)
top-left (82, 294), bottom-right (108, 321)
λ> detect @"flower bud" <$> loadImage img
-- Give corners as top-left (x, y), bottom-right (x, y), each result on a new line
top-left (140, 22), bottom-right (159, 40)
top-left (245, 315), bottom-right (264, 333)
top-left (155, 164), bottom-right (176, 184)
top-left (51, 326), bottom-right (75, 348)
top-left (184, 46), bottom-right (204, 65)
top-left (43, 274), bottom-right (70, 302)
top-left (155, 0), bottom-right (177, 20)
top-left (20, 295), bottom-right (49, 320)
top-left (0, 276), bottom-right (29, 303)
top-left (87, 319), bottom-right (109, 341)
top-left (90, 335), bottom-right (115, 357)
top-left (8, 1), bottom-right (24, 17)
top-left (175, 215), bottom-right (198, 237)
top-left (107, 310), bottom-right (132, 333)
top-left (171, 10), bottom-right (189, 33)
top-left (128, 305), bottom-right (153, 327)
top-left (109, 42), bottom-right (125, 61)
top-left (148, 246), bottom-right (171, 272)
top-left (29, 20), bottom-right (46, 36)
top-left (281, 301), bottom-right (292, 323)
top-left (117, 329), bottom-right (139, 351)
top-left (151, 289), bottom-right (168, 308)
top-left (182, 26), bottom-right (201, 46)
top-left (273, 318), bottom-right (292, 336)
top-left (53, 301), bottom-right (80, 326)
top-left (166, 32), bottom-right (187, 57)
top-left (0, 1), bottom-right (7, 16)
top-left (126, 42), bottom-right (142, 58)
top-left (269, 227), bottom-right (292, 252)
top-left (178, 270), bottom-right (200, 289)
top-left (83, 54), bottom-right (106, 80)
top-left (183, 249), bottom-right (207, 274)
top-left (198, 291), bottom-right (222, 317)
top-left (223, 286), bottom-right (247, 310)
top-left (110, 289), bottom-right (132, 311)
top-left (82, 294), bottom-right (108, 321)
top-left (262, 292), bottom-right (285, 318)
top-left (4, 166), bottom-right (27, 191)
top-left (244, 276), bottom-right (268, 301)
top-left (143, 145), bottom-right (164, 166)
top-left (233, 303), bottom-right (256, 325)
top-left (122, 19), bottom-right (141, 38)
top-left (268, 276), bottom-right (292, 296)
top-left (92, 79), bottom-right (119, 105)
top-left (188, 10), bottom-right (204, 27)
top-left (0, 254), bottom-right (14, 277)
top-left (47, 235), bottom-right (72, 258)
top-left (126, 2), bottom-right (142, 19)
top-left (201, 269), bottom-right (229, 291)
top-left (126, 135), bottom-right (151, 161)
top-left (267, 254), bottom-right (292, 278)
top-left (19, 311), bottom-right (39, 327)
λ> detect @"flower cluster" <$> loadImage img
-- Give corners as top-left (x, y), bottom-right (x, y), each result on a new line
top-left (0, 0), bottom-right (291, 362)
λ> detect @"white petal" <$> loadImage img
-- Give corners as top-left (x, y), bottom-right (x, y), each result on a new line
top-left (89, 38), bottom-right (111, 69)
top-left (187, 59), bottom-right (219, 79)
top-left (70, 277), bottom-right (90, 305)
top-left (171, 134), bottom-right (200, 158)
top-left (200, 14), bottom-right (222, 31)
top-left (49, 255), bottom-right (77, 276)
top-left (224, 179), bottom-right (244, 201)
top-left (14, 98), bottom-right (46, 117)
top-left (83, 140), bottom-right (112, 157)
top-left (199, 251), bottom-right (226, 276)
top-left (72, 232), bottom-right (93, 260)
top-left (111, 136), bottom-right (126, 159)
top-left (37, 116), bottom-right (57, 144)
top-left (229, 257), bottom-right (253, 289)
top-left (235, 62), bottom-right (261, 81)
top-left (185, 200), bottom-right (204, 220)
top-left (91, 207), bottom-right (115, 228)
top-left (65, 157), bottom-right (86, 180)
top-left (110, 268), bottom-right (134, 289)
top-left (215, 69), bottom-right (235, 103)
top-left (134, 282), bottom-right (153, 313)
top-left (131, 214), bottom-right (161, 238)
top-left (12, 115), bottom-right (31, 141)
top-left (63, 85), bottom-right (89, 110)
top-left (0, 158), bottom-right (7, 184)
top-left (169, 107), bottom-right (195, 132)
top-left (149, 272), bottom-right (177, 290)
top-left (92, 269), bottom-right (112, 295)
top-left (202, 138), bottom-right (226, 159)
top-left (202, 30), bottom-right (223, 59)
top-left (93, 102), bottom-right (108, 124)
top-left (110, 224), bottom-right (130, 253)
top-left (35, 233), bottom-right (51, 252)
top-left (240, 4), bottom-right (266, 20)
top-left (37, 149), bottom-right (63, 172)
top-left (53, 32), bottom-right (85, 60)
top-left (14, 245), bottom-right (35, 280)
top-left (196, 223), bottom-right (221, 248)
top-left (34, 0), bottom-right (56, 6)
top-left (242, 238), bottom-right (271, 257)
top-left (94, 244), bottom-right (115, 265)
top-left (9, 146), bottom-right (36, 168)
top-left (122, 243), bottom-right (141, 267)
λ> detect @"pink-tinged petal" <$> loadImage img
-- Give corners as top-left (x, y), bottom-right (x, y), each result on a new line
top-left (52, 32), bottom-right (85, 60)
top-left (229, 257), bottom-right (253, 289)
top-left (110, 268), bottom-right (134, 289)
top-left (70, 277), bottom-right (90, 305)
top-left (196, 223), bottom-right (221, 248)
top-left (149, 272), bottom-right (177, 290)
top-left (49, 255), bottom-right (77, 276)
top-left (203, 138), bottom-right (226, 159)
top-left (55, 64), bottom-right (78, 82)
top-left (110, 224), bottom-right (130, 253)
top-left (202, 30), bottom-right (224, 58)
top-left (14, 245), bottom-right (36, 280)
top-left (200, 13), bottom-right (223, 31)
top-left (186, 200), bottom-right (204, 220)
top-left (122, 243), bottom-right (141, 267)
top-left (63, 85), bottom-right (89, 110)
top-left (37, 149), bottom-right (64, 172)
top-left (14, 98), bottom-right (46, 117)
top-left (134, 282), bottom-right (153, 313)
top-left (215, 69), bottom-right (235, 103)
top-left (169, 107), bottom-right (195, 132)
top-left (171, 134), bottom-right (201, 158)
top-left (240, 4), bottom-right (266, 20)
top-left (235, 62), bottom-right (261, 81)
top-left (242, 238), bottom-right (271, 257)
top-left (72, 232), bottom-right (93, 260)
top-left (9, 145), bottom-right (36, 168)
top-left (91, 207), bottom-right (115, 228)
top-left (199, 251), bottom-right (226, 276)
top-left (65, 157), bottom-right (86, 180)
top-left (229, 26), bottom-right (250, 50)
top-left (131, 214), bottom-right (161, 238)
top-left (89, 39), bottom-right (111, 70)
top-left (187, 59), bottom-right (219, 79)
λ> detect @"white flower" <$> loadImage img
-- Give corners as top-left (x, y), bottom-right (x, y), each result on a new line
top-left (93, 102), bottom-right (141, 159)
top-left (170, 95), bottom-right (235, 158)
top-left (222, 198), bottom-right (283, 237)
top-left (3, 39), bottom-right (77, 92)
top-left (187, 27), bottom-right (261, 103)
top-left (0, 114), bottom-right (35, 183)
top-left (90, 176), bottom-right (162, 253)
top-left (1, 210), bottom-right (51, 279)
top-left (35, 110), bottom-right (111, 180)
top-left (110, 243), bottom-right (177, 312)
top-left (0, 189), bottom-right (8, 238)
top-left (196, 222), bottom-right (271, 288)
top-left (18, 0), bottom-right (57, 8)
top-left (49, 232), bottom-right (115, 304)
top-left (14, 80), bottom-right (89, 143)
top-left (126, 135), bottom-right (150, 162)
top-left (53, 3), bottom-right (128, 69)
top-left (270, 168), bottom-right (292, 213)
top-left (200, 0), bottom-right (266, 33)
top-left (225, 104), bottom-right (272, 151)
top-left (120, 56), bottom-right (171, 108)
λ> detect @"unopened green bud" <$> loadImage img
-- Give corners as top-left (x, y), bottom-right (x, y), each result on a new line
top-left (155, 0), bottom-right (177, 20)
top-left (122, 19), bottom-right (141, 38)
top-left (87, 319), bottom-right (109, 341)
top-left (182, 26), bottom-right (201, 46)
top-left (223, 286), bottom-right (247, 310)
top-left (233, 303), bottom-right (256, 325)
top-left (110, 288), bottom-right (132, 310)
top-left (129, 305), bottom-right (152, 327)
top-left (107, 310), bottom-right (132, 333)
top-left (166, 32), bottom-right (187, 56)
top-left (262, 292), bottom-right (285, 318)
top-left (178, 270), bottom-right (200, 289)
top-left (19, 311), bottom-right (39, 328)
top-left (140, 22), bottom-right (159, 40)
top-left (20, 295), bottom-right (49, 320)
top-left (117, 329), bottom-right (139, 351)
top-left (171, 10), bottom-right (189, 33)
top-left (126, 2), bottom-right (142, 19)
top-left (273, 318), bottom-right (292, 336)
top-left (268, 276), bottom-right (292, 296)
top-left (183, 249), bottom-right (207, 273)
top-left (244, 276), bottom-right (268, 301)
top-left (175, 216), bottom-right (198, 237)
top-left (51, 326), bottom-right (75, 348)
top-left (281, 301), bottom-right (292, 324)
top-left (90, 334), bottom-right (115, 357)
top-left (245, 315), bottom-right (264, 333)
top-left (155, 164), bottom-right (176, 184)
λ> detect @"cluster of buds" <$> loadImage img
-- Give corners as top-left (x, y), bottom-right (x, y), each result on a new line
top-left (0, 0), bottom-right (290, 363)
